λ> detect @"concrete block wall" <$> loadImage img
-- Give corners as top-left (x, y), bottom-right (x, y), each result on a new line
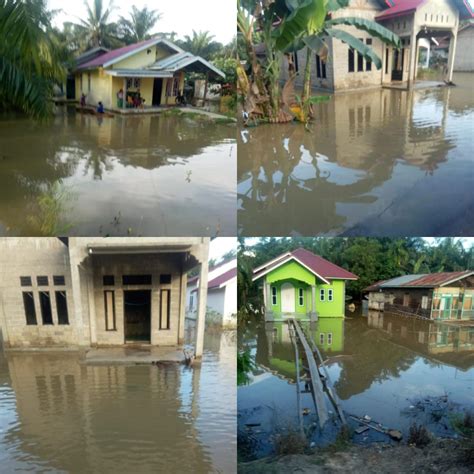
top-left (0, 238), bottom-right (79, 348)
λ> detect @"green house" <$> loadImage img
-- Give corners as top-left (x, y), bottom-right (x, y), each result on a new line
top-left (253, 248), bottom-right (358, 320)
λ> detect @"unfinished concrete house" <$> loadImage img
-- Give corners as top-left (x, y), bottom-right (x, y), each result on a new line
top-left (0, 238), bottom-right (210, 356)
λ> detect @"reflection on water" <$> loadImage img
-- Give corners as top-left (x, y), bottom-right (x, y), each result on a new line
top-left (238, 73), bottom-right (474, 236)
top-left (239, 314), bottom-right (473, 455)
top-left (0, 108), bottom-right (236, 236)
top-left (0, 331), bottom-right (236, 473)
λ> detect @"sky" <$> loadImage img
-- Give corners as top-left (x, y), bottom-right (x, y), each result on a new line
top-left (209, 238), bottom-right (237, 262)
top-left (48, 0), bottom-right (236, 44)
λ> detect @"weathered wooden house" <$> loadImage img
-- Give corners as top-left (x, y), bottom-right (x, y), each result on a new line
top-left (253, 248), bottom-right (358, 321)
top-left (282, 0), bottom-right (473, 92)
top-left (364, 271), bottom-right (474, 320)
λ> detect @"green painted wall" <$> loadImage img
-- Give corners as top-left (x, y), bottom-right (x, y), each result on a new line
top-left (312, 317), bottom-right (344, 352)
top-left (265, 260), bottom-right (346, 318)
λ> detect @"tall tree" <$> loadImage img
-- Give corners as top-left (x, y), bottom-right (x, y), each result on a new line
top-left (118, 5), bottom-right (161, 43)
top-left (0, 0), bottom-right (66, 119)
top-left (178, 30), bottom-right (222, 59)
top-left (72, 0), bottom-right (121, 50)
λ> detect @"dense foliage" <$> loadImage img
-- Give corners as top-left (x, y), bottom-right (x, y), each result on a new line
top-left (238, 237), bottom-right (474, 315)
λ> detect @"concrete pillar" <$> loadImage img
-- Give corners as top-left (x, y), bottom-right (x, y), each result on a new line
top-left (407, 29), bottom-right (419, 88)
top-left (195, 257), bottom-right (209, 359)
top-left (123, 77), bottom-right (127, 109)
top-left (70, 260), bottom-right (88, 347)
top-left (446, 29), bottom-right (458, 83)
top-left (265, 282), bottom-right (273, 321)
top-left (203, 71), bottom-right (209, 107)
top-left (0, 290), bottom-right (10, 347)
top-left (86, 264), bottom-right (97, 345)
top-left (178, 271), bottom-right (187, 345)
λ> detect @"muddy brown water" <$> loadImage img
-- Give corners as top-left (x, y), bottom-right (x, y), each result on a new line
top-left (238, 73), bottom-right (474, 236)
top-left (0, 108), bottom-right (236, 236)
top-left (238, 313), bottom-right (474, 459)
top-left (0, 330), bottom-right (236, 473)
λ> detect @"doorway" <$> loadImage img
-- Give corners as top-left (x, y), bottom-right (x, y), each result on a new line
top-left (391, 48), bottom-right (404, 81)
top-left (124, 290), bottom-right (151, 342)
top-left (152, 78), bottom-right (163, 106)
top-left (281, 283), bottom-right (295, 313)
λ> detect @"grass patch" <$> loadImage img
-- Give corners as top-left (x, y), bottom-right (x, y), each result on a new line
top-left (272, 427), bottom-right (307, 456)
top-left (451, 411), bottom-right (474, 438)
top-left (407, 423), bottom-right (431, 447)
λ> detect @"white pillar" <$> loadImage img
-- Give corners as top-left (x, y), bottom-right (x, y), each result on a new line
top-left (123, 77), bottom-right (127, 109)
top-left (265, 282), bottom-right (273, 321)
top-left (178, 272), bottom-right (187, 345)
top-left (311, 285), bottom-right (317, 321)
top-left (446, 29), bottom-right (458, 83)
top-left (70, 259), bottom-right (89, 347)
top-left (195, 257), bottom-right (209, 359)
top-left (407, 29), bottom-right (418, 87)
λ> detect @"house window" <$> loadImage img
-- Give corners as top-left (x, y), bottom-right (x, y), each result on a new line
top-left (20, 276), bottom-right (32, 287)
top-left (327, 333), bottom-right (333, 345)
top-left (160, 274), bottom-right (172, 284)
top-left (271, 286), bottom-right (277, 305)
top-left (53, 275), bottom-right (65, 286)
top-left (80, 74), bottom-right (83, 91)
top-left (298, 288), bottom-right (304, 306)
top-left (103, 275), bottom-right (115, 286)
top-left (22, 292), bottom-right (37, 325)
top-left (320, 289), bottom-right (325, 301)
top-left (348, 47), bottom-right (355, 72)
top-left (316, 54), bottom-right (326, 79)
top-left (328, 289), bottom-right (333, 302)
top-left (122, 275), bottom-right (152, 285)
top-left (403, 293), bottom-right (410, 306)
top-left (366, 39), bottom-right (372, 71)
top-left (87, 72), bottom-right (91, 92)
top-left (446, 15), bottom-right (449, 23)
top-left (104, 290), bottom-right (116, 331)
top-left (319, 333), bottom-right (325, 344)
top-left (160, 289), bottom-right (171, 330)
top-left (385, 47), bottom-right (389, 74)
top-left (37, 276), bottom-right (49, 286)
top-left (294, 51), bottom-right (299, 72)
top-left (421, 296), bottom-right (429, 310)
top-left (126, 78), bottom-right (133, 89)
top-left (55, 291), bottom-right (69, 325)
top-left (133, 78), bottom-right (141, 88)
top-left (172, 76), bottom-right (180, 96)
top-left (463, 296), bottom-right (473, 310)
top-left (189, 294), bottom-right (194, 309)
top-left (39, 291), bottom-right (53, 325)
top-left (357, 42), bottom-right (364, 72)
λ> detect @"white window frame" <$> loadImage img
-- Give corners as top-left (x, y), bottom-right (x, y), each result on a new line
top-left (320, 289), bottom-right (325, 301)
top-left (319, 333), bottom-right (325, 345)
top-left (271, 286), bottom-right (277, 306)
top-left (328, 289), bottom-right (333, 302)
top-left (298, 288), bottom-right (304, 306)
top-left (421, 295), bottom-right (429, 310)
top-left (327, 333), bottom-right (333, 345)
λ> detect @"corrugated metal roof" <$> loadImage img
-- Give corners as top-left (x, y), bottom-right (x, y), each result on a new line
top-left (253, 248), bottom-right (358, 281)
top-left (365, 271), bottom-right (473, 290)
top-left (380, 274), bottom-right (427, 287)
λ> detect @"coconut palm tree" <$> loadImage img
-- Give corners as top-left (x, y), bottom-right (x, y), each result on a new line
top-left (118, 6), bottom-right (161, 43)
top-left (179, 30), bottom-right (222, 59)
top-left (73, 0), bottom-right (121, 50)
top-left (0, 0), bottom-right (66, 119)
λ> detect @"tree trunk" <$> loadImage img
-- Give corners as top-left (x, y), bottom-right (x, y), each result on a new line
top-left (302, 47), bottom-right (312, 104)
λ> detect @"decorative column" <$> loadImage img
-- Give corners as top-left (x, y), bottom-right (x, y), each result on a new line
top-left (178, 272), bottom-right (187, 345)
top-left (123, 77), bottom-right (127, 110)
top-left (407, 29), bottom-right (419, 88)
top-left (195, 257), bottom-right (209, 359)
top-left (265, 281), bottom-right (273, 321)
top-left (311, 285), bottom-right (318, 321)
top-left (446, 28), bottom-right (458, 83)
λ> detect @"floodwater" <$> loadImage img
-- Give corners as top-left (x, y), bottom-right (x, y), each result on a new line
top-left (238, 73), bottom-right (474, 236)
top-left (238, 312), bottom-right (474, 459)
top-left (0, 330), bottom-right (236, 473)
top-left (0, 107), bottom-right (236, 236)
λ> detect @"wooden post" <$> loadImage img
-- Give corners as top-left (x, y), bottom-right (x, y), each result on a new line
top-left (203, 71), bottom-right (209, 107)
top-left (123, 77), bottom-right (127, 110)
top-left (195, 257), bottom-right (209, 358)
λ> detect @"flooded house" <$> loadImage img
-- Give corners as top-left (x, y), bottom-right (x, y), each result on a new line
top-left (283, 0), bottom-right (473, 92)
top-left (454, 21), bottom-right (474, 71)
top-left (74, 36), bottom-right (224, 110)
top-left (253, 248), bottom-right (358, 321)
top-left (187, 257), bottom-right (237, 327)
top-left (0, 237), bottom-right (211, 356)
top-left (364, 271), bottom-right (474, 320)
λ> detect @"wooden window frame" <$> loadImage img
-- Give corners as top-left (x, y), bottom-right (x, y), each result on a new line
top-left (328, 289), bottom-right (333, 302)
top-left (271, 286), bottom-right (277, 306)
top-left (320, 289), bottom-right (325, 301)
top-left (104, 290), bottom-right (116, 331)
top-left (160, 289), bottom-right (171, 330)
top-left (39, 291), bottom-right (54, 325)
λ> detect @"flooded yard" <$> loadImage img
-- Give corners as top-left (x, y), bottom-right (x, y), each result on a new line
top-left (0, 330), bottom-right (236, 473)
top-left (238, 312), bottom-right (474, 460)
top-left (238, 73), bottom-right (474, 236)
top-left (0, 107), bottom-right (236, 236)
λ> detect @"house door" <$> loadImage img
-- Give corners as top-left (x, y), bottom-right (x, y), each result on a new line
top-left (152, 79), bottom-right (163, 106)
top-left (124, 290), bottom-right (151, 342)
top-left (66, 76), bottom-right (76, 99)
top-left (391, 48), bottom-right (404, 81)
top-left (281, 283), bottom-right (295, 313)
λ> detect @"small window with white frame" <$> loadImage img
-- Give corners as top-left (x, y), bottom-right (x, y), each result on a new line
top-left (319, 333), bottom-right (325, 344)
top-left (271, 286), bottom-right (277, 305)
top-left (327, 333), bottom-right (333, 345)
top-left (421, 295), bottom-right (429, 309)
top-left (328, 289), bottom-right (333, 301)
top-left (298, 288), bottom-right (304, 306)
top-left (320, 289), bottom-right (325, 301)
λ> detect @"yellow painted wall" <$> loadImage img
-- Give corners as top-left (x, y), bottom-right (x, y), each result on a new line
top-left (113, 45), bottom-right (157, 69)
top-left (161, 72), bottom-right (185, 105)
top-left (75, 69), bottom-right (113, 108)
top-left (140, 78), bottom-right (154, 106)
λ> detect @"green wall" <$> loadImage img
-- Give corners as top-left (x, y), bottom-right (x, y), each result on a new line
top-left (264, 260), bottom-right (346, 318)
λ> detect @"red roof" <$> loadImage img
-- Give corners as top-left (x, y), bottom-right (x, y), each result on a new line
top-left (405, 271), bottom-right (473, 287)
top-left (78, 38), bottom-right (159, 70)
top-left (254, 248), bottom-right (358, 281)
top-left (376, 0), bottom-right (426, 20)
top-left (208, 267), bottom-right (237, 289)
